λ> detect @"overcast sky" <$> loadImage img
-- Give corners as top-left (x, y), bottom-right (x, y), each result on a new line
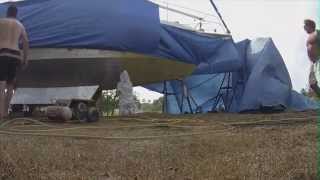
top-left (0, 0), bottom-right (318, 101)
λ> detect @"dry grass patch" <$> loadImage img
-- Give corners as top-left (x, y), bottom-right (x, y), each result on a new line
top-left (0, 112), bottom-right (317, 180)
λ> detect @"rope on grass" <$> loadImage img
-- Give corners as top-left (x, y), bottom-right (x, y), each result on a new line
top-left (227, 116), bottom-right (318, 127)
top-left (0, 115), bottom-right (317, 141)
top-left (0, 118), bottom-right (56, 128)
top-left (0, 127), bottom-right (235, 141)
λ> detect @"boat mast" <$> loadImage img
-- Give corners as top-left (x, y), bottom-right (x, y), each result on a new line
top-left (209, 0), bottom-right (231, 34)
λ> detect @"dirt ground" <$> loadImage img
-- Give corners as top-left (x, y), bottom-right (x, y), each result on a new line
top-left (0, 111), bottom-right (318, 180)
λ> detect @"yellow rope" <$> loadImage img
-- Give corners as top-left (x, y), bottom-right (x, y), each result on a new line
top-left (226, 116), bottom-right (317, 127)
top-left (6, 124), bottom-right (179, 132)
top-left (0, 118), bottom-right (56, 128)
top-left (0, 127), bottom-right (234, 141)
top-left (0, 115), bottom-right (316, 141)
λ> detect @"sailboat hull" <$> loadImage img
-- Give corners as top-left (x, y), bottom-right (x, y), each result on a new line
top-left (16, 48), bottom-right (195, 89)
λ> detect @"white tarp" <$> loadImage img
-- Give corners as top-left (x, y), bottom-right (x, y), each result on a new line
top-left (117, 71), bottom-right (137, 115)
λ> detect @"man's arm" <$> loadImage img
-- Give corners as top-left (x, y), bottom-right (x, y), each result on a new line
top-left (309, 65), bottom-right (320, 96)
top-left (307, 45), bottom-right (317, 62)
top-left (307, 34), bottom-right (317, 62)
top-left (21, 26), bottom-right (29, 67)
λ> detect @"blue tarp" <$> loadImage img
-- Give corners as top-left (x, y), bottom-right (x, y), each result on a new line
top-left (147, 37), bottom-right (317, 114)
top-left (0, 0), bottom-right (317, 113)
top-left (0, 0), bottom-right (160, 53)
top-left (152, 24), bottom-right (241, 73)
top-left (0, 0), bottom-right (241, 71)
top-left (232, 38), bottom-right (317, 112)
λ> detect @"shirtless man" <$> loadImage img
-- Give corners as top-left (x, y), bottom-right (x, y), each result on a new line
top-left (304, 19), bottom-right (320, 95)
top-left (0, 5), bottom-right (29, 119)
top-left (305, 19), bottom-right (319, 62)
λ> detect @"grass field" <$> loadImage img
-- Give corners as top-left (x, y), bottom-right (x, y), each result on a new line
top-left (0, 111), bottom-right (318, 180)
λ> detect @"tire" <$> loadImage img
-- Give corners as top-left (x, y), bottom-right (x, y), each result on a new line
top-left (87, 107), bottom-right (99, 122)
top-left (73, 102), bottom-right (88, 122)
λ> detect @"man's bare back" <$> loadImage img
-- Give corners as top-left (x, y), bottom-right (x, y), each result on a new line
top-left (0, 5), bottom-right (29, 119)
top-left (0, 17), bottom-right (28, 62)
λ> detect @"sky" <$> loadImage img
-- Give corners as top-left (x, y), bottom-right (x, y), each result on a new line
top-left (0, 0), bottom-right (318, 101)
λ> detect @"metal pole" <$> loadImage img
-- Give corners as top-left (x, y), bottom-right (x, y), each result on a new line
top-left (162, 81), bottom-right (168, 113)
top-left (209, 0), bottom-right (231, 34)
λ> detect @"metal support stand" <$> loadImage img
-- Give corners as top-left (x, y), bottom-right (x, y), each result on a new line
top-left (161, 81), bottom-right (176, 114)
top-left (161, 72), bottom-right (234, 114)
top-left (209, 72), bottom-right (233, 112)
top-left (162, 81), bottom-right (168, 113)
top-left (179, 80), bottom-right (194, 114)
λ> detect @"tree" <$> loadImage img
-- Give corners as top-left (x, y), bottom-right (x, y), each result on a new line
top-left (140, 96), bottom-right (163, 113)
top-left (134, 95), bottom-right (141, 110)
top-left (101, 90), bottom-right (119, 116)
top-left (301, 88), bottom-right (308, 96)
top-left (99, 90), bottom-right (143, 116)
top-left (152, 97), bottom-right (163, 112)
top-left (300, 87), bottom-right (320, 101)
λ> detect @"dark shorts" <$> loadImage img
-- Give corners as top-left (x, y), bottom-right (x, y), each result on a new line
top-left (0, 55), bottom-right (20, 83)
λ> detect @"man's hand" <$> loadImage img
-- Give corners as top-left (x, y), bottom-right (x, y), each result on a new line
top-left (309, 65), bottom-right (318, 88)
top-left (21, 25), bottom-right (29, 70)
top-left (310, 71), bottom-right (320, 96)
top-left (310, 79), bottom-right (318, 89)
top-left (22, 60), bottom-right (28, 70)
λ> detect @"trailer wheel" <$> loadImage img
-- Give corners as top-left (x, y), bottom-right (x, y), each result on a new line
top-left (87, 107), bottom-right (99, 122)
top-left (73, 102), bottom-right (88, 122)
top-left (24, 105), bottom-right (35, 117)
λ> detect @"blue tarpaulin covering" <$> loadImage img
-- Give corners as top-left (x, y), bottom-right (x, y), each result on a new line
top-left (147, 37), bottom-right (317, 114)
top-left (152, 24), bottom-right (242, 73)
top-left (0, 0), bottom-right (161, 53)
top-left (0, 0), bottom-right (317, 113)
top-left (1, 0), bottom-right (241, 71)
